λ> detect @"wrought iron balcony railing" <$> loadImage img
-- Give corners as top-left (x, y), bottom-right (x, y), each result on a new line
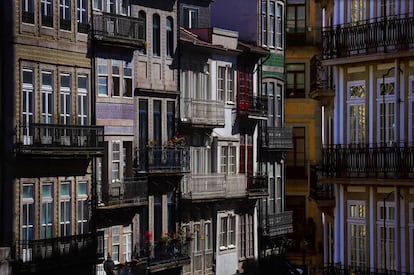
top-left (238, 95), bottom-right (268, 118)
top-left (15, 123), bottom-right (104, 156)
top-left (247, 173), bottom-right (268, 198)
top-left (321, 143), bottom-right (414, 179)
top-left (101, 177), bottom-right (148, 207)
top-left (92, 12), bottom-right (145, 48)
top-left (180, 98), bottom-right (225, 127)
top-left (322, 264), bottom-right (409, 275)
top-left (181, 173), bottom-right (247, 200)
top-left (261, 211), bottom-right (294, 237)
top-left (136, 147), bottom-right (190, 174)
top-left (310, 55), bottom-right (334, 94)
top-left (261, 127), bottom-right (293, 151)
top-left (16, 232), bottom-right (104, 271)
top-left (322, 13), bottom-right (414, 59)
top-left (139, 242), bottom-right (190, 270)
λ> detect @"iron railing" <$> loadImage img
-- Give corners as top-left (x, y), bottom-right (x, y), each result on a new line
top-left (16, 123), bottom-right (104, 155)
top-left (92, 12), bottom-right (145, 48)
top-left (180, 98), bottom-right (225, 126)
top-left (310, 55), bottom-right (334, 93)
top-left (16, 232), bottom-right (104, 269)
top-left (238, 95), bottom-right (268, 117)
top-left (262, 211), bottom-right (294, 237)
top-left (322, 264), bottom-right (414, 275)
top-left (322, 13), bottom-right (414, 59)
top-left (262, 127), bottom-right (293, 151)
top-left (181, 173), bottom-right (247, 200)
top-left (102, 177), bottom-right (148, 207)
top-left (139, 242), bottom-right (190, 268)
top-left (136, 147), bottom-right (190, 174)
top-left (247, 173), bottom-right (268, 197)
top-left (321, 143), bottom-right (414, 179)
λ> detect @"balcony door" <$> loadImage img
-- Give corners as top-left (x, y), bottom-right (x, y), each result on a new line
top-left (347, 81), bottom-right (366, 144)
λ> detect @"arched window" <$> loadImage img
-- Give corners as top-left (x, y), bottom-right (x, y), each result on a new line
top-left (166, 16), bottom-right (174, 57)
top-left (152, 14), bottom-right (160, 56)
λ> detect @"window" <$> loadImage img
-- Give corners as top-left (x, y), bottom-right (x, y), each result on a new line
top-left (60, 182), bottom-right (71, 236)
top-left (348, 82), bottom-right (366, 144)
top-left (166, 17), bottom-right (174, 57)
top-left (276, 3), bottom-right (283, 48)
top-left (123, 225), bottom-right (132, 262)
top-left (380, 0), bottom-right (396, 17)
top-left (41, 183), bottom-right (54, 238)
top-left (77, 0), bottom-right (88, 33)
top-left (238, 70), bottom-right (253, 110)
top-left (182, 7), bottom-right (198, 28)
top-left (77, 75), bottom-right (88, 125)
top-left (286, 63), bottom-right (305, 98)
top-left (60, 73), bottom-right (71, 125)
top-left (112, 60), bottom-right (120, 97)
top-left (348, 201), bottom-right (366, 267)
top-left (41, 71), bottom-right (53, 124)
top-left (220, 145), bottom-right (236, 174)
top-left (409, 203), bottom-right (414, 274)
top-left (239, 135), bottom-right (253, 176)
top-left (377, 201), bottom-right (396, 271)
top-left (123, 62), bottom-right (132, 97)
top-left (77, 182), bottom-right (88, 234)
top-left (139, 99), bottom-right (148, 150)
top-left (22, 69), bottom-right (34, 144)
top-left (286, 127), bottom-right (306, 175)
top-left (379, 79), bottom-right (395, 144)
top-left (219, 213), bottom-right (236, 250)
top-left (204, 222), bottom-right (212, 250)
top-left (409, 77), bottom-right (414, 143)
top-left (153, 14), bottom-right (160, 56)
top-left (153, 100), bottom-right (161, 146)
top-left (41, 0), bottom-right (53, 27)
top-left (22, 184), bottom-right (35, 241)
top-left (269, 2), bottom-right (275, 47)
top-left (217, 66), bottom-right (234, 102)
top-left (239, 214), bottom-right (254, 259)
top-left (112, 226), bottom-right (120, 262)
top-left (261, 1), bottom-right (267, 45)
top-left (167, 101), bottom-right (175, 140)
top-left (138, 11), bottom-right (147, 54)
top-left (264, 81), bottom-right (283, 127)
top-left (22, 184), bottom-right (34, 262)
top-left (194, 224), bottom-right (201, 252)
top-left (60, 0), bottom-right (71, 30)
top-left (112, 141), bottom-right (121, 182)
top-left (351, 0), bottom-right (366, 23)
top-left (22, 0), bottom-right (35, 23)
top-left (98, 59), bottom-right (108, 96)
top-left (287, 4), bottom-right (305, 34)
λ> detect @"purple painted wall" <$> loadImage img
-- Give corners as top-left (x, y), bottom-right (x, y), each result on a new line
top-left (211, 0), bottom-right (258, 44)
top-left (96, 103), bottom-right (135, 120)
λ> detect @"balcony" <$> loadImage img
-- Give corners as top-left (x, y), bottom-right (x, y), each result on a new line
top-left (309, 165), bottom-right (335, 214)
top-left (15, 232), bottom-right (104, 273)
top-left (140, 242), bottom-right (190, 272)
top-left (15, 123), bottom-right (104, 157)
top-left (247, 173), bottom-right (268, 198)
top-left (320, 143), bottom-right (414, 179)
top-left (238, 95), bottom-right (268, 118)
top-left (322, 14), bottom-right (414, 60)
top-left (180, 98), bottom-right (225, 128)
top-left (100, 176), bottom-right (148, 208)
top-left (261, 126), bottom-right (293, 154)
top-left (136, 147), bottom-right (190, 175)
top-left (181, 173), bottom-right (247, 200)
top-left (92, 12), bottom-right (145, 49)
top-left (309, 55), bottom-right (335, 106)
top-left (261, 211), bottom-right (294, 238)
top-left (323, 264), bottom-right (399, 275)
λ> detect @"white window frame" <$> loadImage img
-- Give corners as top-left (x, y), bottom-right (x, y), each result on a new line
top-left (347, 80), bottom-right (366, 144)
top-left (60, 181), bottom-right (71, 236)
top-left (60, 73), bottom-right (72, 125)
top-left (377, 77), bottom-right (396, 144)
top-left (220, 144), bottom-right (237, 175)
top-left (347, 200), bottom-right (367, 267)
top-left (204, 221), bottom-right (212, 251)
top-left (349, 0), bottom-right (366, 23)
top-left (77, 0), bottom-right (88, 24)
top-left (41, 183), bottom-right (53, 238)
top-left (183, 7), bottom-right (198, 28)
top-left (77, 75), bottom-right (88, 125)
top-left (123, 225), bottom-right (132, 262)
top-left (269, 1), bottom-right (275, 47)
top-left (22, 69), bottom-right (34, 144)
top-left (217, 64), bottom-right (235, 103)
top-left (98, 58), bottom-right (108, 96)
top-left (41, 0), bottom-right (53, 17)
top-left (111, 60), bottom-right (121, 97)
top-left (41, 71), bottom-right (54, 124)
top-left (123, 61), bottom-right (132, 97)
top-left (261, 1), bottom-right (267, 46)
top-left (77, 181), bottom-right (88, 234)
top-left (193, 223), bottom-right (201, 252)
top-left (276, 2), bottom-right (283, 49)
top-left (22, 183), bottom-right (35, 262)
top-left (218, 212), bottom-right (236, 251)
top-left (112, 141), bottom-right (121, 183)
top-left (112, 226), bottom-right (121, 263)
top-left (377, 201), bottom-right (396, 271)
top-left (60, 0), bottom-right (71, 20)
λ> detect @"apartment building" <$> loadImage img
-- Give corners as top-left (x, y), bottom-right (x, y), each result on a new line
top-left (2, 0), bottom-right (105, 274)
top-left (284, 0), bottom-right (326, 272)
top-left (210, 0), bottom-right (294, 270)
top-left (315, 0), bottom-right (414, 274)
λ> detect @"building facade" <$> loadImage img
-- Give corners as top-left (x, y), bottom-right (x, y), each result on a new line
top-left (316, 0), bottom-right (414, 274)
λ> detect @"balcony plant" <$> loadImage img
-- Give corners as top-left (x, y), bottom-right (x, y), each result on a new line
top-left (164, 132), bottom-right (186, 148)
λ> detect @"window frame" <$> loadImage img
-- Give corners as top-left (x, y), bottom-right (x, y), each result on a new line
top-left (218, 212), bottom-right (236, 252)
top-left (377, 77), bottom-right (396, 144)
top-left (347, 200), bottom-right (367, 268)
top-left (77, 74), bottom-right (88, 125)
top-left (77, 181), bottom-right (88, 234)
top-left (347, 80), bottom-right (366, 144)
top-left (60, 181), bottom-right (72, 236)
top-left (152, 14), bottom-right (161, 57)
top-left (182, 7), bottom-right (198, 29)
top-left (41, 183), bottom-right (54, 238)
top-left (286, 63), bottom-right (306, 98)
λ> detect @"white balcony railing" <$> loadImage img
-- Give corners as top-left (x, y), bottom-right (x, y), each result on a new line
top-left (180, 98), bottom-right (225, 126)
